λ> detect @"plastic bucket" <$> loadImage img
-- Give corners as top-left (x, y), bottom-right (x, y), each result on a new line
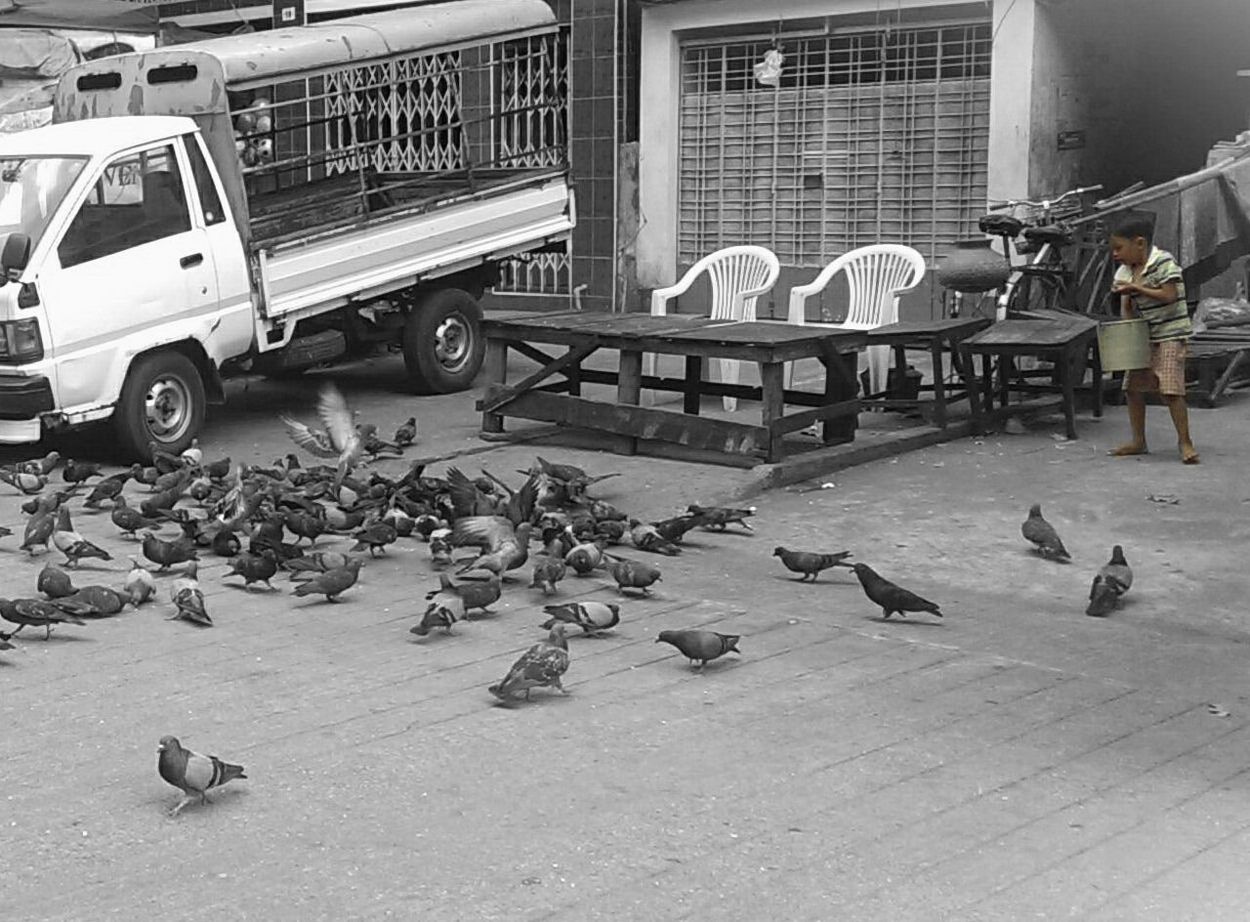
top-left (1097, 319), bottom-right (1151, 371)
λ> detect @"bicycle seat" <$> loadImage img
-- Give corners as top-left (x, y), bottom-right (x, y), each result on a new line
top-left (1022, 223), bottom-right (1073, 246)
top-left (978, 214), bottom-right (1024, 238)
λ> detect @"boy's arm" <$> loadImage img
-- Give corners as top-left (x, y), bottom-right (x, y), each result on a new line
top-left (1114, 280), bottom-right (1179, 304)
top-left (1120, 293), bottom-right (1134, 319)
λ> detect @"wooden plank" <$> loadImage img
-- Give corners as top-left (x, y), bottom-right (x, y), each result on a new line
top-left (479, 387), bottom-right (769, 457)
top-left (866, 317), bottom-right (990, 342)
top-left (1211, 350), bottom-right (1249, 403)
top-left (478, 341), bottom-right (598, 414)
top-left (770, 399), bottom-right (861, 435)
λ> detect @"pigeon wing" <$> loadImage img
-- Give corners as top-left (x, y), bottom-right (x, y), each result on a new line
top-left (452, 515), bottom-right (515, 552)
top-left (280, 415), bottom-right (338, 458)
top-left (317, 383), bottom-right (356, 454)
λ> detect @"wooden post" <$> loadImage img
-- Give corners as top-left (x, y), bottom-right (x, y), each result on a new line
top-left (962, 343), bottom-right (984, 434)
top-left (1059, 345), bottom-right (1078, 439)
top-left (616, 349), bottom-right (643, 455)
top-left (683, 356), bottom-right (702, 415)
top-left (760, 361), bottom-right (785, 462)
top-left (820, 343), bottom-right (858, 445)
top-left (1088, 336), bottom-right (1103, 418)
top-left (929, 336), bottom-right (947, 429)
top-left (480, 339), bottom-right (508, 434)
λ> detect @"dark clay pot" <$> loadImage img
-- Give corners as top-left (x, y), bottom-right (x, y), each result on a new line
top-left (936, 238), bottom-right (1011, 293)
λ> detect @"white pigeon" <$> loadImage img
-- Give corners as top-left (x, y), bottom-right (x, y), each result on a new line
top-left (279, 382), bottom-right (362, 486)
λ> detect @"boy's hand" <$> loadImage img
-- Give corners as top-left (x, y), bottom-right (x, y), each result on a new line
top-left (1112, 280), bottom-right (1140, 295)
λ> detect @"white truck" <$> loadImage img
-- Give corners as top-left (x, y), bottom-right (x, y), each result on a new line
top-left (0, 0), bottom-right (573, 456)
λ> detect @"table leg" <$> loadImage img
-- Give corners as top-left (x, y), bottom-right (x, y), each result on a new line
top-left (616, 349), bottom-right (643, 456)
top-left (760, 361), bottom-right (785, 462)
top-left (997, 352), bottom-right (1010, 408)
top-left (480, 339), bottom-right (507, 434)
top-left (963, 345), bottom-right (984, 434)
top-left (683, 356), bottom-right (702, 415)
top-left (1059, 347), bottom-right (1077, 439)
top-left (892, 344), bottom-right (907, 396)
top-left (930, 339), bottom-right (947, 429)
top-left (821, 345), bottom-right (858, 445)
top-left (1089, 339), bottom-right (1103, 418)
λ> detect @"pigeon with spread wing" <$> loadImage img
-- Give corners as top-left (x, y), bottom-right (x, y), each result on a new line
top-left (452, 515), bottom-right (533, 579)
top-left (279, 383), bottom-right (362, 487)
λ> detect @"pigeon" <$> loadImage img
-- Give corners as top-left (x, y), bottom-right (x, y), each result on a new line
top-left (202, 455), bottom-right (232, 482)
top-left (180, 439), bottom-right (203, 467)
top-left (0, 633), bottom-right (12, 652)
top-left (393, 416), bottom-right (418, 448)
top-left (411, 595), bottom-right (463, 636)
top-left (357, 424), bottom-right (403, 458)
top-left (650, 513), bottom-right (704, 545)
top-left (38, 564), bottom-right (77, 600)
top-left (61, 458), bottom-right (103, 484)
top-left (594, 519), bottom-right (628, 544)
top-left (453, 516), bottom-right (533, 579)
top-left (111, 495), bottom-right (163, 537)
top-left (1098, 545), bottom-right (1133, 595)
top-left (157, 735), bottom-right (246, 817)
top-left (0, 596), bottom-right (87, 640)
top-left (629, 520), bottom-right (681, 556)
top-left (848, 563), bottom-right (942, 620)
top-left (280, 382), bottom-right (363, 487)
top-left (291, 558), bottom-right (364, 602)
top-left (1085, 576), bottom-right (1120, 617)
top-left (124, 558), bottom-right (157, 607)
top-left (428, 528), bottom-right (454, 566)
top-left (285, 550), bottom-right (352, 575)
top-left (20, 507), bottom-right (57, 555)
top-left (142, 532), bottom-right (199, 571)
top-left (1022, 503), bottom-right (1070, 561)
top-left (772, 546), bottom-right (853, 582)
top-left (529, 557), bottom-right (567, 595)
top-left (0, 468), bottom-right (48, 495)
top-left (62, 585), bottom-right (128, 616)
top-left (52, 506), bottom-right (112, 567)
top-left (656, 630), bottom-right (741, 669)
top-left (13, 449), bottom-right (59, 476)
top-left (169, 562), bottom-right (211, 626)
top-left (83, 467), bottom-right (136, 508)
top-left (226, 551), bottom-right (279, 591)
top-left (564, 539), bottom-right (609, 576)
top-left (607, 557), bottom-right (662, 595)
top-left (147, 441), bottom-right (186, 475)
top-left (489, 624), bottom-right (570, 702)
top-left (210, 526), bottom-right (242, 558)
top-left (350, 520), bottom-right (398, 557)
top-left (688, 504), bottom-right (756, 531)
top-left (424, 572), bottom-right (501, 616)
top-left (540, 601), bottom-right (620, 635)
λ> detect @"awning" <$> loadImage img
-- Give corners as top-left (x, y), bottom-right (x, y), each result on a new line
top-left (0, 0), bottom-right (159, 34)
top-left (1095, 147), bottom-right (1250, 288)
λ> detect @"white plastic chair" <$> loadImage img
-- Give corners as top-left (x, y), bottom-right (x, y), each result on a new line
top-left (786, 244), bottom-right (927, 396)
top-left (646, 245), bottom-right (780, 411)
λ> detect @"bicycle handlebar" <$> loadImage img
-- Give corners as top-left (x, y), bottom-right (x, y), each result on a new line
top-left (986, 184), bottom-right (1104, 211)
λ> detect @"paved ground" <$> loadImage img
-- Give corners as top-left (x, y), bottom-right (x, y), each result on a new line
top-left (1, 350), bottom-right (1247, 921)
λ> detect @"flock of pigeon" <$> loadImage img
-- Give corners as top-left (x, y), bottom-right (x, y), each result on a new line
top-left (0, 382), bottom-right (1133, 815)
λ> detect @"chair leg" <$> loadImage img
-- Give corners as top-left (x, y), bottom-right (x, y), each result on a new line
top-left (865, 344), bottom-right (889, 397)
top-left (641, 351), bottom-right (657, 408)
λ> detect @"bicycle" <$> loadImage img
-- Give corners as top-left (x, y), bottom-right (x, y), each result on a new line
top-left (945, 183), bottom-right (1105, 322)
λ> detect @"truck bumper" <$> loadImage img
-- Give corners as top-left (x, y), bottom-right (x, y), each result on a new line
top-left (0, 375), bottom-right (53, 443)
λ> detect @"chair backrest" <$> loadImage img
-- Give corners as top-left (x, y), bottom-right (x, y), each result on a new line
top-left (690, 245), bottom-right (781, 322)
top-left (833, 244), bottom-right (927, 328)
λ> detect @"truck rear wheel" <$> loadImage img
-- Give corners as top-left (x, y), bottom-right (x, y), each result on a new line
top-left (402, 288), bottom-right (485, 394)
top-left (115, 350), bottom-right (205, 460)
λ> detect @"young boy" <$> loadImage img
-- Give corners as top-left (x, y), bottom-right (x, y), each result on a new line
top-left (1107, 212), bottom-right (1199, 464)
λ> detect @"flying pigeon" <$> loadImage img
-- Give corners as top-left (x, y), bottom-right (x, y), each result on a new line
top-left (453, 516), bottom-right (533, 579)
top-left (1022, 503), bottom-right (1071, 561)
top-left (848, 563), bottom-right (942, 620)
top-left (772, 546), bottom-right (853, 581)
top-left (489, 624), bottom-right (571, 702)
top-left (655, 630), bottom-right (741, 669)
top-left (157, 735), bottom-right (246, 817)
top-left (279, 382), bottom-right (363, 487)
top-left (540, 601), bottom-right (620, 635)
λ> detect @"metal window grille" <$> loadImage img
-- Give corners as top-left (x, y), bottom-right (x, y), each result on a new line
top-left (678, 22), bottom-right (991, 268)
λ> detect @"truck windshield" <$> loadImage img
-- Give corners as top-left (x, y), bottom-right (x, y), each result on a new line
top-left (0, 156), bottom-right (87, 248)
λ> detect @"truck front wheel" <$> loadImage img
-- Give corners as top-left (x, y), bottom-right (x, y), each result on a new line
top-left (402, 289), bottom-right (485, 394)
top-left (115, 350), bottom-right (205, 460)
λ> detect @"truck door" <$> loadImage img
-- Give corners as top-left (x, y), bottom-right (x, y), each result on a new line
top-left (37, 140), bottom-right (219, 412)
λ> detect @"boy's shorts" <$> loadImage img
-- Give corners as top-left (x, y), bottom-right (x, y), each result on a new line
top-left (1123, 339), bottom-right (1188, 397)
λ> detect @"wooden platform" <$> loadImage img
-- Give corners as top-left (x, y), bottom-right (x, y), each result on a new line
top-left (477, 311), bottom-right (866, 465)
top-left (1187, 329), bottom-right (1250, 407)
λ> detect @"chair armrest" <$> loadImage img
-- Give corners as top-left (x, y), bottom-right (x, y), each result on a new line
top-left (650, 266), bottom-right (704, 316)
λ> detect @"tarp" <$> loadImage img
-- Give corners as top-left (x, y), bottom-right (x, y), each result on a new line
top-left (1094, 147), bottom-right (1250, 288)
top-left (0, 0), bottom-right (159, 33)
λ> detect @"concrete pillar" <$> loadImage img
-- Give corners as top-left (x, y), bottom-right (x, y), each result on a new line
top-left (986, 0), bottom-right (1037, 204)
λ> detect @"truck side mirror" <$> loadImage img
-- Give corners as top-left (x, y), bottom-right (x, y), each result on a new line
top-left (1, 232), bottom-right (31, 280)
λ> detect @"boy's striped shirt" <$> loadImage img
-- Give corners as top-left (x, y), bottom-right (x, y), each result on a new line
top-left (1114, 247), bottom-right (1191, 341)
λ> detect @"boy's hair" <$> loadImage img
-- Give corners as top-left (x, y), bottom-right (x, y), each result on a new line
top-left (1110, 211), bottom-right (1156, 245)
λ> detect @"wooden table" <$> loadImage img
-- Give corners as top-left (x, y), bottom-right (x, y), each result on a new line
top-left (959, 313), bottom-right (1102, 439)
top-left (863, 317), bottom-right (992, 427)
top-left (477, 311), bottom-right (866, 464)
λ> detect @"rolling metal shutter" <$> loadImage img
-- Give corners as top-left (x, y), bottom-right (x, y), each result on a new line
top-left (678, 20), bottom-right (991, 268)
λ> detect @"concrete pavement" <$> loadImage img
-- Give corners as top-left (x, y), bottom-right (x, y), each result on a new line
top-left (1, 350), bottom-right (1248, 921)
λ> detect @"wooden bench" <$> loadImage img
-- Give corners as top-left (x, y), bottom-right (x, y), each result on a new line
top-left (1187, 329), bottom-right (1250, 406)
